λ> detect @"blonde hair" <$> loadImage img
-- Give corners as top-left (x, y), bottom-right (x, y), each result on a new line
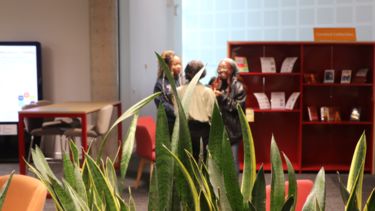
top-left (157, 50), bottom-right (175, 78)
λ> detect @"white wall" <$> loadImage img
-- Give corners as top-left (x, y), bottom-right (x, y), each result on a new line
top-left (0, 0), bottom-right (91, 102)
top-left (119, 0), bottom-right (179, 118)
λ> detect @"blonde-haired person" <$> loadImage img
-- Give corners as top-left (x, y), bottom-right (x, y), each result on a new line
top-left (153, 50), bottom-right (182, 134)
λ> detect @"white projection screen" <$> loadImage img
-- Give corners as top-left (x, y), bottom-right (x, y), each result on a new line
top-left (0, 42), bottom-right (42, 123)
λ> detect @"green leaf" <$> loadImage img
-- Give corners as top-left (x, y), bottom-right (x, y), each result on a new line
top-left (281, 196), bottom-right (295, 211)
top-left (162, 145), bottom-right (200, 211)
top-left (106, 158), bottom-right (119, 195)
top-left (62, 179), bottom-right (90, 211)
top-left (207, 104), bottom-right (225, 169)
top-left (363, 188), bottom-right (375, 211)
top-left (251, 165), bottom-right (266, 211)
top-left (49, 175), bottom-right (79, 211)
top-left (337, 172), bottom-right (350, 205)
top-left (98, 91), bottom-right (161, 159)
top-left (347, 131), bottom-right (366, 209)
top-left (63, 153), bottom-right (87, 202)
top-left (302, 167), bottom-right (326, 211)
top-left (31, 146), bottom-right (59, 183)
top-left (0, 171), bottom-right (14, 208)
top-left (120, 113), bottom-right (139, 178)
top-left (238, 105), bottom-right (257, 203)
top-left (270, 137), bottom-right (285, 211)
top-left (85, 154), bottom-right (119, 211)
top-left (148, 166), bottom-right (160, 211)
top-left (346, 169), bottom-right (361, 211)
top-left (153, 104), bottom-right (173, 210)
top-left (207, 152), bottom-right (232, 211)
top-left (283, 153), bottom-right (297, 211)
top-left (69, 139), bottom-right (80, 166)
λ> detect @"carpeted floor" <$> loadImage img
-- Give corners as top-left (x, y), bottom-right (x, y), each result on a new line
top-left (1, 155), bottom-right (374, 211)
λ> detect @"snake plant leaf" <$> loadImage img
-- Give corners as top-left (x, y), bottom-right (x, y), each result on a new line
top-left (302, 167), bottom-right (326, 211)
top-left (152, 104), bottom-right (173, 210)
top-left (148, 166), bottom-right (160, 211)
top-left (63, 153), bottom-right (87, 202)
top-left (283, 152), bottom-right (297, 211)
top-left (98, 91), bottom-right (161, 159)
top-left (106, 158), bottom-right (119, 195)
top-left (346, 167), bottom-right (361, 211)
top-left (62, 179), bottom-right (90, 211)
top-left (270, 136), bottom-right (285, 211)
top-left (49, 175), bottom-right (79, 211)
top-left (337, 172), bottom-right (350, 205)
top-left (251, 165), bottom-right (266, 211)
top-left (127, 187), bottom-right (136, 211)
top-left (238, 105), bottom-right (257, 203)
top-left (31, 146), bottom-right (59, 183)
top-left (120, 113), bottom-right (139, 178)
top-left (69, 139), bottom-right (80, 166)
top-left (85, 154), bottom-right (119, 211)
top-left (207, 104), bottom-right (225, 169)
top-left (281, 196), bottom-right (295, 211)
top-left (347, 131), bottom-right (366, 209)
top-left (363, 188), bottom-right (375, 211)
top-left (162, 145), bottom-right (200, 211)
top-left (207, 151), bottom-right (232, 211)
top-left (0, 171), bottom-right (14, 209)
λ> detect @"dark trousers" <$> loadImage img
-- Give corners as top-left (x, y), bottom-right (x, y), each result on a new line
top-left (188, 120), bottom-right (210, 161)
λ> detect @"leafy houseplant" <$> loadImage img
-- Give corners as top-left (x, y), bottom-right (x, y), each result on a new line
top-left (337, 132), bottom-right (375, 211)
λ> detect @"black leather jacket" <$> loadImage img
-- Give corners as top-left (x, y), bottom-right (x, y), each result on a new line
top-left (216, 77), bottom-right (246, 145)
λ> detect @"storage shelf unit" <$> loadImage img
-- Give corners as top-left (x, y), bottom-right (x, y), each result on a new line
top-left (229, 41), bottom-right (374, 173)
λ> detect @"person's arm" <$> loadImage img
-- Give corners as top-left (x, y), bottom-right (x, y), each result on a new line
top-left (154, 80), bottom-right (176, 118)
top-left (216, 81), bottom-right (246, 112)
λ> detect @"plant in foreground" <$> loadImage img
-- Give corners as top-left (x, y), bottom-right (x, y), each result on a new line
top-left (0, 171), bottom-right (14, 209)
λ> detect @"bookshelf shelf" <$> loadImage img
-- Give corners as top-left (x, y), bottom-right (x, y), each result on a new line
top-left (229, 41), bottom-right (374, 173)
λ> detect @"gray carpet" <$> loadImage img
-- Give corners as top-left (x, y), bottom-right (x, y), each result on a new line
top-left (1, 156), bottom-right (374, 211)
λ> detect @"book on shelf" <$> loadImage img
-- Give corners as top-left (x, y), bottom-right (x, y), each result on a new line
top-left (352, 68), bottom-right (368, 83)
top-left (285, 92), bottom-right (300, 110)
top-left (246, 108), bottom-right (254, 122)
top-left (253, 92), bottom-right (270, 109)
top-left (340, 69), bottom-right (352, 84)
top-left (319, 106), bottom-right (341, 121)
top-left (260, 57), bottom-right (276, 73)
top-left (323, 69), bottom-right (335, 83)
top-left (307, 106), bottom-right (319, 121)
top-left (270, 92), bottom-right (285, 109)
top-left (234, 56), bottom-right (249, 72)
top-left (280, 57), bottom-right (298, 73)
top-left (304, 73), bottom-right (317, 84)
top-left (320, 106), bottom-right (329, 121)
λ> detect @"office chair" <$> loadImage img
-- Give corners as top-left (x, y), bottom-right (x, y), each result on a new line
top-left (265, 179), bottom-right (314, 211)
top-left (22, 101), bottom-right (73, 162)
top-left (63, 104), bottom-right (114, 156)
top-left (0, 174), bottom-right (47, 211)
top-left (134, 116), bottom-right (156, 188)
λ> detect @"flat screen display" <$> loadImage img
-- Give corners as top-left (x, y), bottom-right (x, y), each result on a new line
top-left (0, 42), bottom-right (42, 123)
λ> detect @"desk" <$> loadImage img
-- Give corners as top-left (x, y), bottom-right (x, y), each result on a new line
top-left (18, 101), bottom-right (122, 174)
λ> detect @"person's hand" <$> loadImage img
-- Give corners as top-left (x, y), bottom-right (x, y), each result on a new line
top-left (214, 90), bottom-right (223, 97)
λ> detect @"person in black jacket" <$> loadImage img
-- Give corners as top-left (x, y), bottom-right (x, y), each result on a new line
top-left (213, 58), bottom-right (246, 172)
top-left (153, 50), bottom-right (182, 135)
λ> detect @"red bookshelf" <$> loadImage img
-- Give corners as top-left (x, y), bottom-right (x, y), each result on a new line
top-left (229, 41), bottom-right (374, 173)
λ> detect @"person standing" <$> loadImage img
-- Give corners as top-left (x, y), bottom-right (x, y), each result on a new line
top-left (153, 50), bottom-right (182, 134)
top-left (177, 60), bottom-right (216, 161)
top-left (213, 58), bottom-right (247, 171)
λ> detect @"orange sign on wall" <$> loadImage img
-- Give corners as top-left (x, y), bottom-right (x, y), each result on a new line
top-left (314, 28), bottom-right (356, 42)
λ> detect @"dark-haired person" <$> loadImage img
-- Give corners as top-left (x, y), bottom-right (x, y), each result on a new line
top-left (176, 60), bottom-right (215, 161)
top-left (213, 58), bottom-right (246, 172)
top-left (153, 50), bottom-right (182, 134)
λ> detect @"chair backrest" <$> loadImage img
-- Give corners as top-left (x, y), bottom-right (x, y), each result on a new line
top-left (135, 116), bottom-right (156, 161)
top-left (95, 105), bottom-right (114, 135)
top-left (265, 179), bottom-right (314, 211)
top-left (0, 174), bottom-right (47, 211)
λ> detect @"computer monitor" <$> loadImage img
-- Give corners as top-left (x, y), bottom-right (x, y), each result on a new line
top-left (0, 41), bottom-right (42, 123)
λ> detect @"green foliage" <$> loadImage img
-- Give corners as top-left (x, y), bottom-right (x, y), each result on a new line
top-left (0, 171), bottom-right (14, 209)
top-left (337, 132), bottom-right (375, 211)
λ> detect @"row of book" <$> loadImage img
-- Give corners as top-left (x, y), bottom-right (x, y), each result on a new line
top-left (253, 92), bottom-right (300, 110)
top-left (304, 68), bottom-right (369, 84)
top-left (307, 106), bottom-right (361, 122)
top-left (235, 56), bottom-right (298, 73)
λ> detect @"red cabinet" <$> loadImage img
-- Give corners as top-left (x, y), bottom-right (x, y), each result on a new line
top-left (229, 42), bottom-right (374, 173)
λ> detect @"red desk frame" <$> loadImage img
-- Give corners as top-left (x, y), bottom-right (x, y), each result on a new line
top-left (18, 101), bottom-right (122, 174)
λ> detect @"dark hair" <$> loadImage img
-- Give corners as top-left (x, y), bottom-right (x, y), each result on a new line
top-left (184, 60), bottom-right (206, 81)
